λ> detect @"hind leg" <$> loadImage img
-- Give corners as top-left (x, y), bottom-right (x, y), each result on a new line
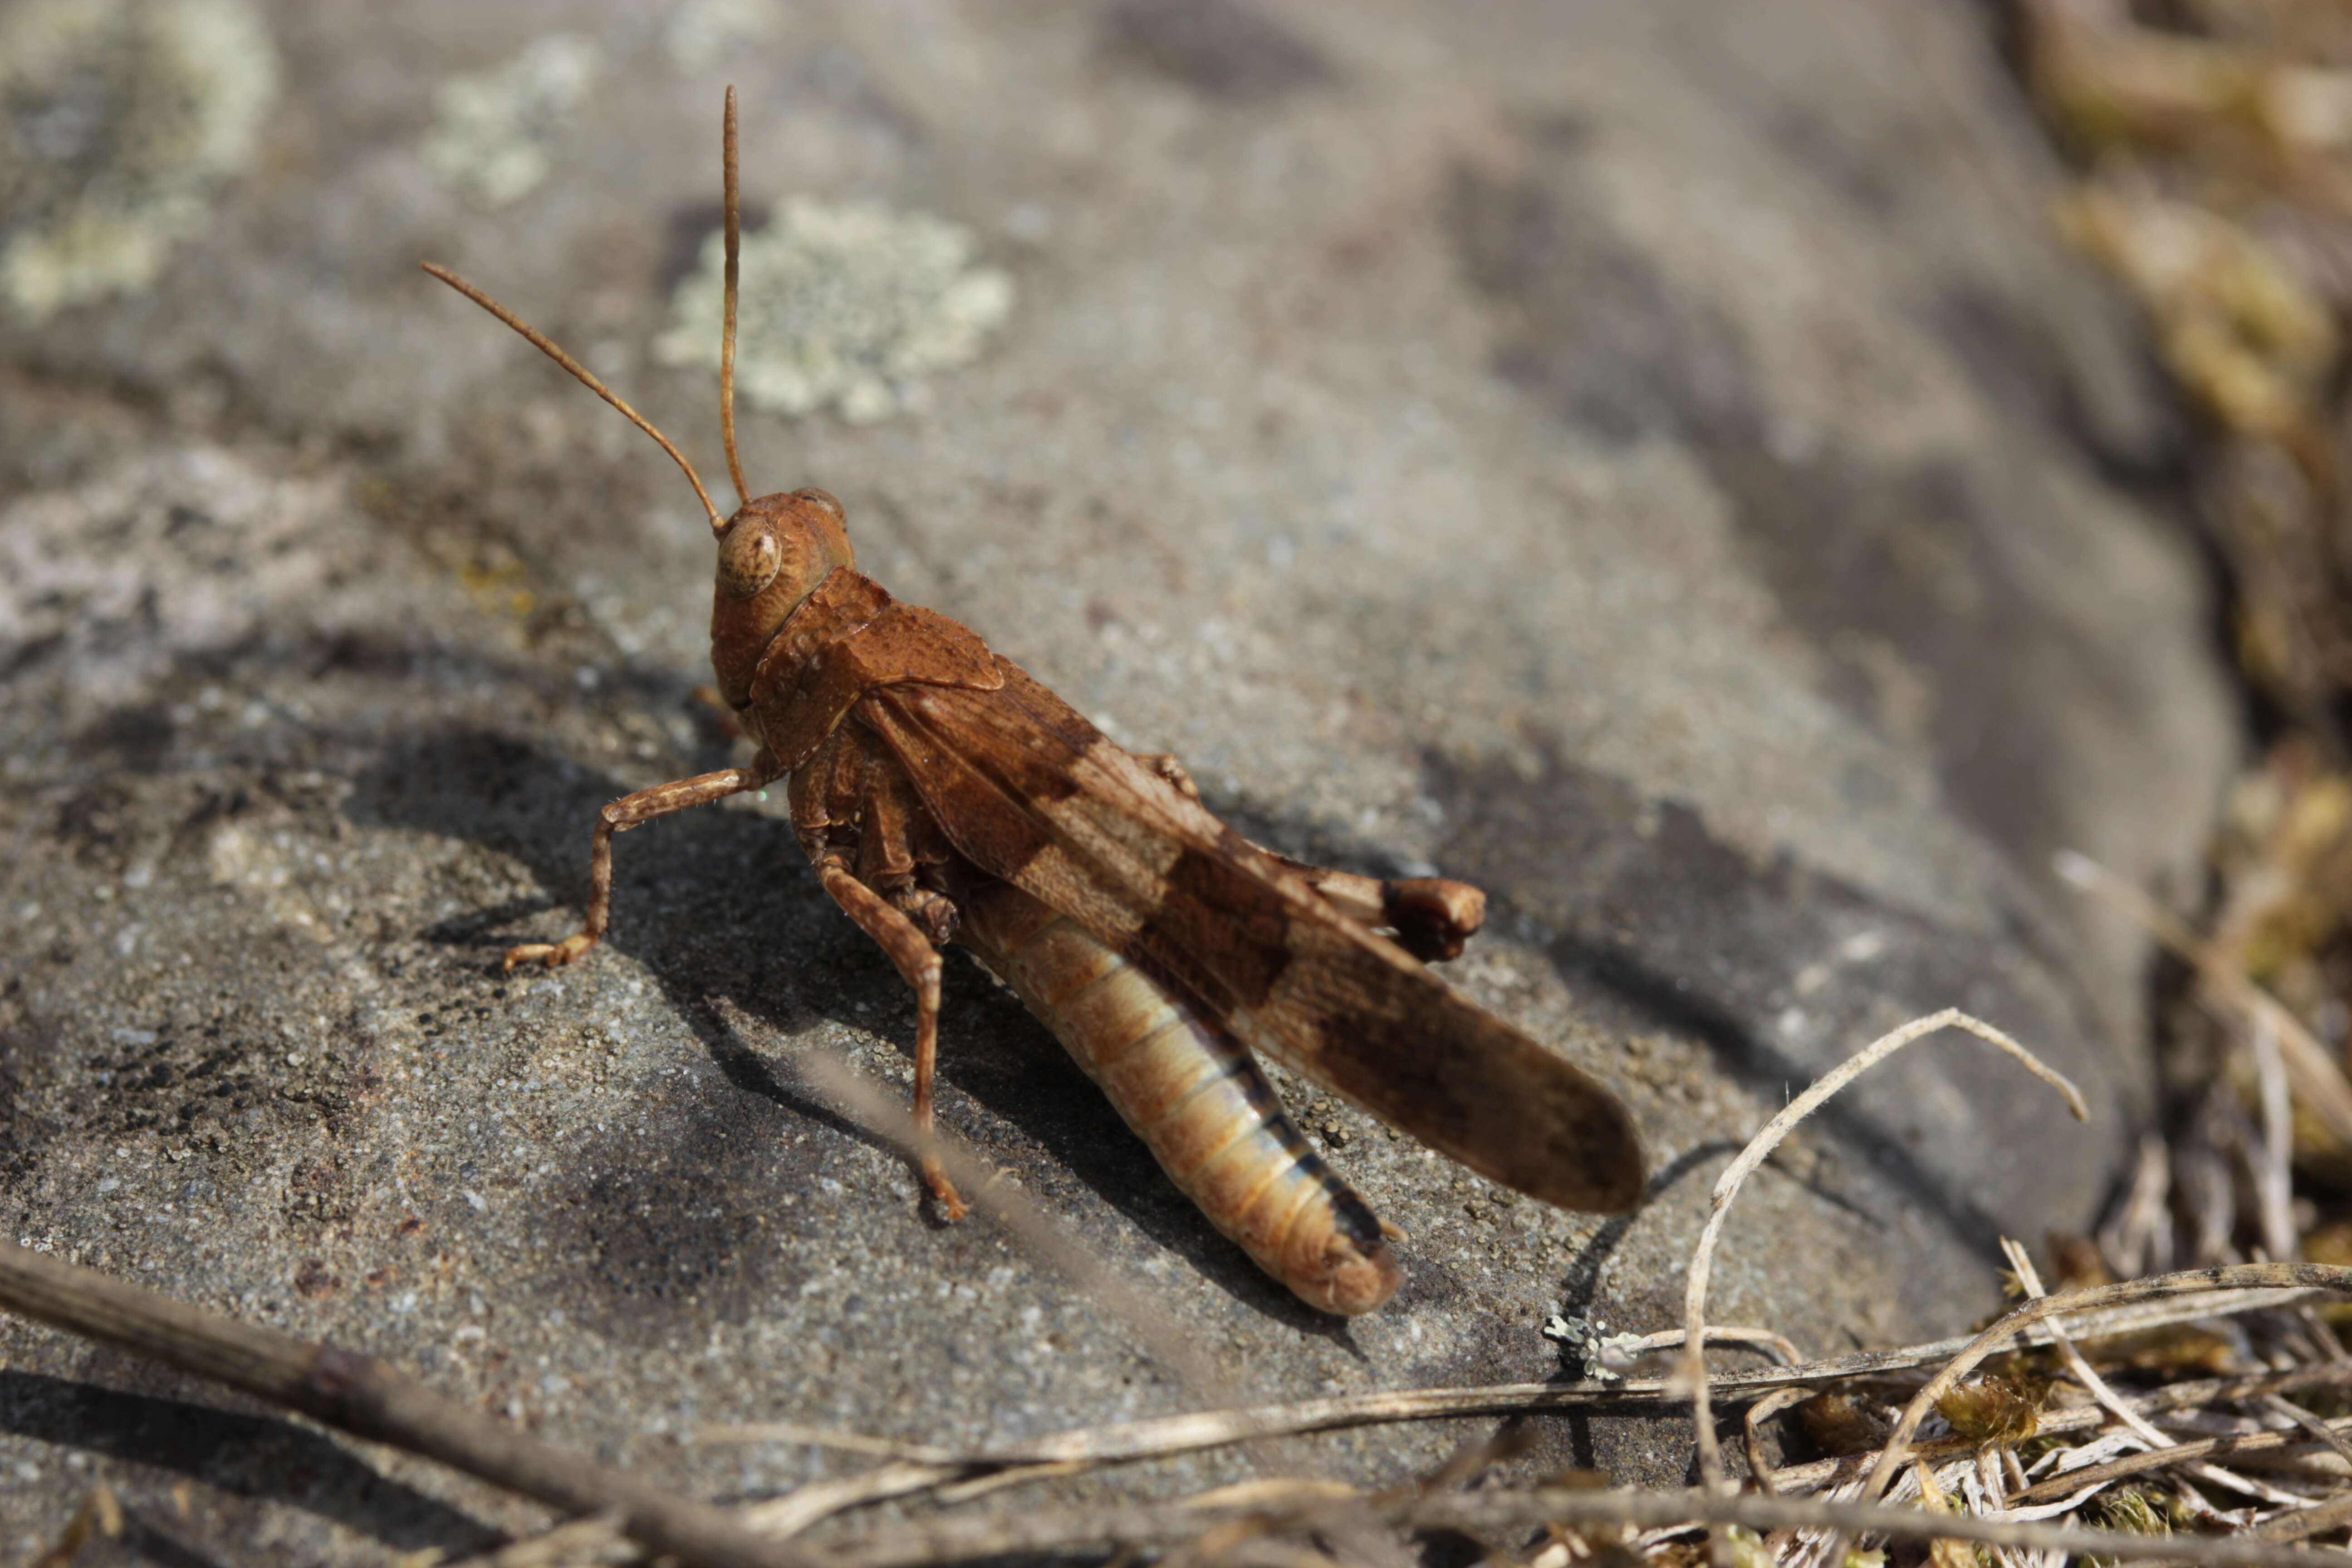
top-left (815, 858), bottom-right (965, 1219)
top-left (1266, 854), bottom-right (1487, 962)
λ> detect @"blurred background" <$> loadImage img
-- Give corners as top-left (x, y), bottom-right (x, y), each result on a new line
top-left (4, 0), bottom-right (2349, 1557)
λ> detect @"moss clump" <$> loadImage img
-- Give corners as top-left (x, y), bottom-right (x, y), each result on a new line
top-left (1934, 1372), bottom-right (2048, 1447)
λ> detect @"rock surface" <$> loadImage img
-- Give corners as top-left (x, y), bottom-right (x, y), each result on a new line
top-left (0, 0), bottom-right (2236, 1557)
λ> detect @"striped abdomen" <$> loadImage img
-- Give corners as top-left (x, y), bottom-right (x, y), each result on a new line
top-left (955, 881), bottom-right (1403, 1315)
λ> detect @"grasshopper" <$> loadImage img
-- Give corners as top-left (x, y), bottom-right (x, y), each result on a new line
top-left (426, 90), bottom-right (1641, 1314)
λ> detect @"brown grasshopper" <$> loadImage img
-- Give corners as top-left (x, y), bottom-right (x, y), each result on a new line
top-left (425, 90), bottom-right (1642, 1315)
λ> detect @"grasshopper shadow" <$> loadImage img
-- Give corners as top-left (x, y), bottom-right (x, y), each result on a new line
top-left (348, 727), bottom-right (1357, 1333)
top-left (1553, 1139), bottom-right (1741, 1322)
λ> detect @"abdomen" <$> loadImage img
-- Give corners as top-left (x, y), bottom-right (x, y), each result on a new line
top-left (955, 881), bottom-right (1403, 1315)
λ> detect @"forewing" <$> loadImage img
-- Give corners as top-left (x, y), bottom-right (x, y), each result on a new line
top-left (860, 663), bottom-right (1645, 1213)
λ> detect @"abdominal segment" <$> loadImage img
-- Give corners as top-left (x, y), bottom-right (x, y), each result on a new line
top-left (956, 882), bottom-right (1403, 1315)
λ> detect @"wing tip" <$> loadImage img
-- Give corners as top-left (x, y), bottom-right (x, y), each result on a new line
top-left (1497, 1083), bottom-right (1647, 1215)
top-left (1550, 1132), bottom-right (1647, 1214)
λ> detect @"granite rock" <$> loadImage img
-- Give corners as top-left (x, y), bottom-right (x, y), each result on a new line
top-left (0, 0), bottom-right (2235, 1557)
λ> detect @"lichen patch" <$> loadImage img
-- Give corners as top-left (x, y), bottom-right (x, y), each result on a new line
top-left (0, 0), bottom-right (279, 323)
top-left (655, 198), bottom-right (1015, 422)
top-left (422, 34), bottom-right (600, 209)
top-left (664, 0), bottom-right (781, 75)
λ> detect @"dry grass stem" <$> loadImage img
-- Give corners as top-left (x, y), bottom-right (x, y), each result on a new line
top-left (1742, 1388), bottom-right (1814, 1494)
top-left (2265, 1393), bottom-right (2352, 1471)
top-left (2058, 848), bottom-right (2352, 1147)
top-left (2253, 1012), bottom-right (2299, 1264)
top-left (927, 1459), bottom-right (1095, 1506)
top-left (687, 1279), bottom-right (2342, 1488)
top-left (540, 1270), bottom-right (2341, 1568)
top-left (2007, 1414), bottom-right (2352, 1505)
top-left (695, 1423), bottom-right (962, 1464)
top-left (1679, 1007), bottom-right (2087, 1495)
top-left (1624, 1326), bottom-right (1807, 1367)
top-left (1853, 1262), bottom-right (2352, 1512)
top-left (823, 1479), bottom-right (2352, 1568)
top-left (2249, 1490), bottom-right (2352, 1543)
top-left (2101, 1132), bottom-right (2176, 1276)
top-left (1773, 1363), bottom-right (2352, 1498)
top-left (1996, 1241), bottom-right (2299, 1522)
top-left (739, 1461), bottom-right (970, 1537)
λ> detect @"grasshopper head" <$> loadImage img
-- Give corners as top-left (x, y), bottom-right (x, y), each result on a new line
top-left (422, 95), bottom-right (860, 721)
top-left (707, 487), bottom-right (856, 709)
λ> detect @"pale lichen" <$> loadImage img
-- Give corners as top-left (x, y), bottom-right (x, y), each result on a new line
top-left (664, 0), bottom-right (780, 75)
top-left (656, 198), bottom-right (1015, 422)
top-left (1540, 1312), bottom-right (1646, 1382)
top-left (422, 34), bottom-right (600, 209)
top-left (0, 0), bottom-right (279, 322)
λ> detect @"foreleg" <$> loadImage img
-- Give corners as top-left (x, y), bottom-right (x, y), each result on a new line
top-left (506, 753), bottom-right (782, 969)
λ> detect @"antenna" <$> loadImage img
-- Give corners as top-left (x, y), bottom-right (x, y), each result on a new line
top-left (720, 85), bottom-right (751, 508)
top-left (420, 261), bottom-right (727, 536)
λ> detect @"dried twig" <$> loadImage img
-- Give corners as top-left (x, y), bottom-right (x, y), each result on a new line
top-left (680, 1277), bottom-right (2352, 1568)
top-left (533, 1260), bottom-right (2348, 1563)
top-left (2101, 1132), bottom-right (2175, 1277)
top-left (1620, 1325), bottom-right (1806, 1368)
top-left (1715, 1280), bottom-right (2321, 1379)
top-left (615, 1320), bottom-right (2352, 1568)
top-left (740, 1460), bottom-right (971, 1537)
top-left (440, 1512), bottom-right (638, 1568)
top-left (2265, 1392), bottom-right (2352, 1472)
top-left (823, 1478), bottom-right (2352, 1568)
top-left (694, 1281), bottom-right (2341, 1478)
top-left (0, 1241), bottom-right (813, 1568)
top-left (1741, 1387), bottom-right (1812, 1494)
top-left (2246, 1488), bottom-right (2352, 1542)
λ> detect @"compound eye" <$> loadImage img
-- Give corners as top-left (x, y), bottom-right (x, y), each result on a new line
top-left (718, 520), bottom-right (783, 599)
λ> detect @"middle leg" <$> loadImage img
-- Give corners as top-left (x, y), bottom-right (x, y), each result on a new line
top-left (792, 725), bottom-right (971, 1218)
